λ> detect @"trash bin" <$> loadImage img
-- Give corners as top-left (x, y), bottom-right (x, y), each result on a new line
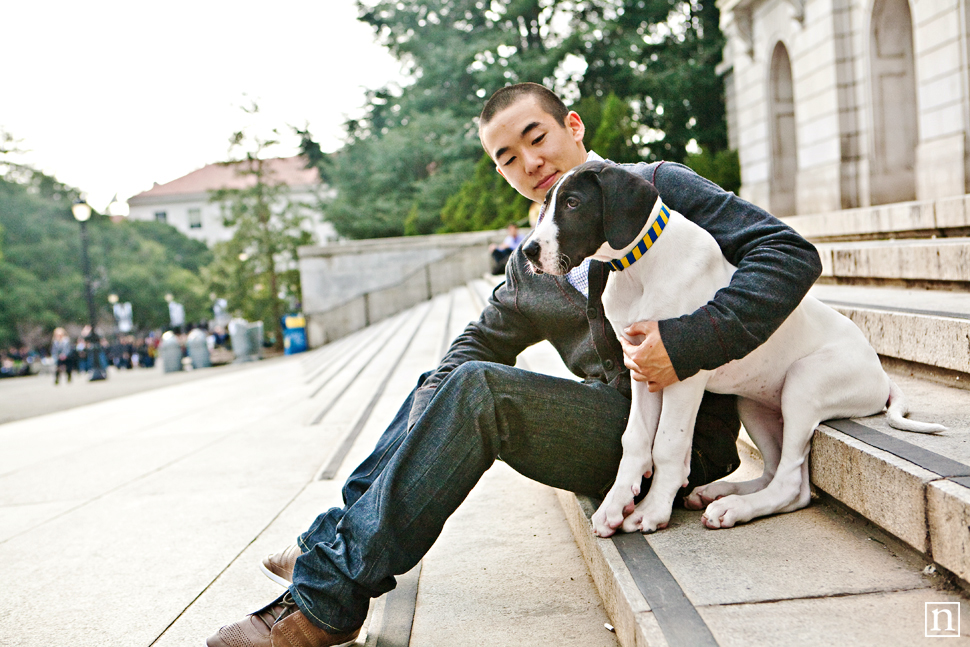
top-left (186, 328), bottom-right (211, 369)
top-left (246, 321), bottom-right (264, 360)
top-left (159, 331), bottom-right (183, 373)
top-left (229, 318), bottom-right (252, 363)
top-left (229, 318), bottom-right (263, 363)
top-left (281, 314), bottom-right (308, 355)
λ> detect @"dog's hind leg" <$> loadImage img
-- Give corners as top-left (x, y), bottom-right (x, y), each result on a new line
top-left (701, 356), bottom-right (832, 528)
top-left (701, 423), bottom-right (813, 529)
top-left (700, 349), bottom-right (879, 528)
top-left (685, 397), bottom-right (782, 509)
top-left (591, 386), bottom-right (662, 537)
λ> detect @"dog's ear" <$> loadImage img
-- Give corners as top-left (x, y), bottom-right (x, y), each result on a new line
top-left (594, 165), bottom-right (660, 250)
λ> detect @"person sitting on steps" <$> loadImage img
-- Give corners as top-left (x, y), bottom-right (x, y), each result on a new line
top-left (489, 222), bottom-right (526, 275)
top-left (206, 82), bottom-right (822, 647)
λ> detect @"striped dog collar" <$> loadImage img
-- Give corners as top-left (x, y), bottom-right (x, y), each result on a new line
top-left (608, 203), bottom-right (670, 271)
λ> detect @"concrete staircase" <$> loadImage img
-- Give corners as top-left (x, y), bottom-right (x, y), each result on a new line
top-left (0, 286), bottom-right (620, 647)
top-left (792, 203), bottom-right (970, 583)
top-left (4, 198), bottom-right (970, 645)
top-left (466, 260), bottom-right (970, 645)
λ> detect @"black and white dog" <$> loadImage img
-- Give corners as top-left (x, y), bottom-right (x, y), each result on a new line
top-left (522, 161), bottom-right (943, 537)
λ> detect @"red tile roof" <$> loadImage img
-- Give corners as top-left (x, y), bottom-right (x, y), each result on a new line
top-left (130, 156), bottom-right (320, 200)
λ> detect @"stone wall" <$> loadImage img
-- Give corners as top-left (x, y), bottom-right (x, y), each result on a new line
top-left (719, 0), bottom-right (970, 214)
top-left (297, 230), bottom-right (503, 347)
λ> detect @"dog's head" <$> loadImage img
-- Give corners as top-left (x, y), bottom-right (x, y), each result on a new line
top-left (521, 161), bottom-right (661, 275)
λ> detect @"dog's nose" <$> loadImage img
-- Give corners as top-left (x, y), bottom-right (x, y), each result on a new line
top-left (522, 240), bottom-right (541, 263)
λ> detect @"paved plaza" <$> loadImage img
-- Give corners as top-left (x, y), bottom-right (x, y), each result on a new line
top-left (0, 359), bottom-right (255, 426)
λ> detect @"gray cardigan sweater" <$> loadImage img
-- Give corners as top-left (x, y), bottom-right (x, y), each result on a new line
top-left (409, 161), bottom-right (822, 424)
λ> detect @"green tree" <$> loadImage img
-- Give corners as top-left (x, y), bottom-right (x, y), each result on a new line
top-left (201, 240), bottom-right (262, 325)
top-left (566, 0), bottom-right (728, 161)
top-left (297, 0), bottom-right (565, 239)
top-left (588, 93), bottom-right (640, 164)
top-left (439, 153), bottom-right (531, 232)
top-left (303, 0), bottom-right (732, 238)
top-left (99, 221), bottom-right (211, 330)
top-left (0, 130), bottom-right (214, 346)
top-left (211, 109), bottom-right (316, 350)
top-left (355, 0), bottom-right (728, 162)
top-left (354, 0), bottom-right (562, 137)
top-left (0, 170), bottom-right (214, 347)
top-left (310, 109), bottom-right (480, 239)
top-left (685, 147), bottom-right (741, 194)
top-left (577, 94), bottom-right (605, 152)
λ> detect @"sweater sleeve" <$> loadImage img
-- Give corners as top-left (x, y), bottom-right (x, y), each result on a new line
top-left (644, 162), bottom-right (822, 380)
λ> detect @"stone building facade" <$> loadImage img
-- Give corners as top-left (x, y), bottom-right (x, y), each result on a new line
top-left (719, 0), bottom-right (970, 215)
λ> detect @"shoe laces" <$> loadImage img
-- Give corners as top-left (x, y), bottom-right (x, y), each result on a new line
top-left (255, 592), bottom-right (297, 632)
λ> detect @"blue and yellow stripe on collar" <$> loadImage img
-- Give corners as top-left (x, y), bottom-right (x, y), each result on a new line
top-left (608, 203), bottom-right (671, 272)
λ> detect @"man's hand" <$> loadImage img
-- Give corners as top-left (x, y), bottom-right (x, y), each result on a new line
top-left (619, 321), bottom-right (679, 392)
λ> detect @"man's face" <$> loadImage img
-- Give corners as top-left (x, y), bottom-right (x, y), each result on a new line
top-left (480, 97), bottom-right (587, 203)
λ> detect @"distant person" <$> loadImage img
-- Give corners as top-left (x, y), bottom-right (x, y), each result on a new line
top-left (489, 222), bottom-right (526, 275)
top-left (76, 327), bottom-right (90, 373)
top-left (51, 327), bottom-right (74, 385)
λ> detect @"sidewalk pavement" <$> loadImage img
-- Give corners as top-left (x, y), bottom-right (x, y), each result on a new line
top-left (0, 358), bottom-right (256, 426)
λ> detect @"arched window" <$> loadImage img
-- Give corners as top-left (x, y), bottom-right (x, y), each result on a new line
top-left (869, 0), bottom-right (917, 204)
top-left (770, 43), bottom-right (798, 217)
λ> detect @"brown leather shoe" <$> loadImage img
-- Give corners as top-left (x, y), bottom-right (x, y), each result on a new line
top-left (206, 592), bottom-right (361, 647)
top-left (260, 544), bottom-right (302, 587)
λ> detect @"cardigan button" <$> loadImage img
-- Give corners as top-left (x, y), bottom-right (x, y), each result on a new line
top-left (603, 359), bottom-right (615, 370)
top-left (586, 307), bottom-right (598, 319)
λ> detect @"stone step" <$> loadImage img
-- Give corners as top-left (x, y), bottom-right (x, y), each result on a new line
top-left (9, 273), bottom-right (970, 646)
top-left (153, 285), bottom-right (620, 647)
top-left (0, 284), bottom-right (622, 647)
top-left (814, 237), bottom-right (970, 286)
top-left (486, 272), bottom-right (970, 584)
top-left (781, 194), bottom-right (970, 242)
top-left (516, 307), bottom-right (970, 645)
top-left (558, 459), bottom-right (970, 646)
top-left (809, 283), bottom-right (970, 380)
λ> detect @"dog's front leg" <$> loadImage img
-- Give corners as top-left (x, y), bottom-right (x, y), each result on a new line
top-left (591, 383), bottom-right (662, 537)
top-left (623, 374), bottom-right (708, 533)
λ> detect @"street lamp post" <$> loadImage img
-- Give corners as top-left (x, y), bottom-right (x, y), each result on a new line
top-left (71, 200), bottom-right (107, 381)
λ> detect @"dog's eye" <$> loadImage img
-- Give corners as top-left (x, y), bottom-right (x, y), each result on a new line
top-left (565, 197), bottom-right (580, 209)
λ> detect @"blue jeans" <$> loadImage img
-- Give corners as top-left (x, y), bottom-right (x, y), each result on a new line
top-left (290, 362), bottom-right (739, 632)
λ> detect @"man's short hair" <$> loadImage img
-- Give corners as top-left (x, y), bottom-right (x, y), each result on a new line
top-left (479, 83), bottom-right (570, 130)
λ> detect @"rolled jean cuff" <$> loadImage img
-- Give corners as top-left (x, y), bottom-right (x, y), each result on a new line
top-left (288, 585), bottom-right (359, 634)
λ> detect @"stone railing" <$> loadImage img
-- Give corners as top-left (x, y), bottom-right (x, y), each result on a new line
top-left (298, 230), bottom-right (507, 347)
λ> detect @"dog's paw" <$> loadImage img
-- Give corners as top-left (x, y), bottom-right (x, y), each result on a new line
top-left (591, 509), bottom-right (623, 537)
top-left (684, 484), bottom-right (723, 510)
top-left (622, 503), bottom-right (671, 534)
top-left (701, 495), bottom-right (751, 529)
top-left (591, 520), bottom-right (616, 538)
top-left (684, 490), bottom-right (710, 510)
top-left (592, 488), bottom-right (637, 537)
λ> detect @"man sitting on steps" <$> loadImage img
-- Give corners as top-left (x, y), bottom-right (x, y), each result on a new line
top-left (207, 82), bottom-right (822, 647)
top-left (489, 222), bottom-right (526, 274)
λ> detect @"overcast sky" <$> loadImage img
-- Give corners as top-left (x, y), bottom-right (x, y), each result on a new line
top-left (2, 1), bottom-right (404, 211)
